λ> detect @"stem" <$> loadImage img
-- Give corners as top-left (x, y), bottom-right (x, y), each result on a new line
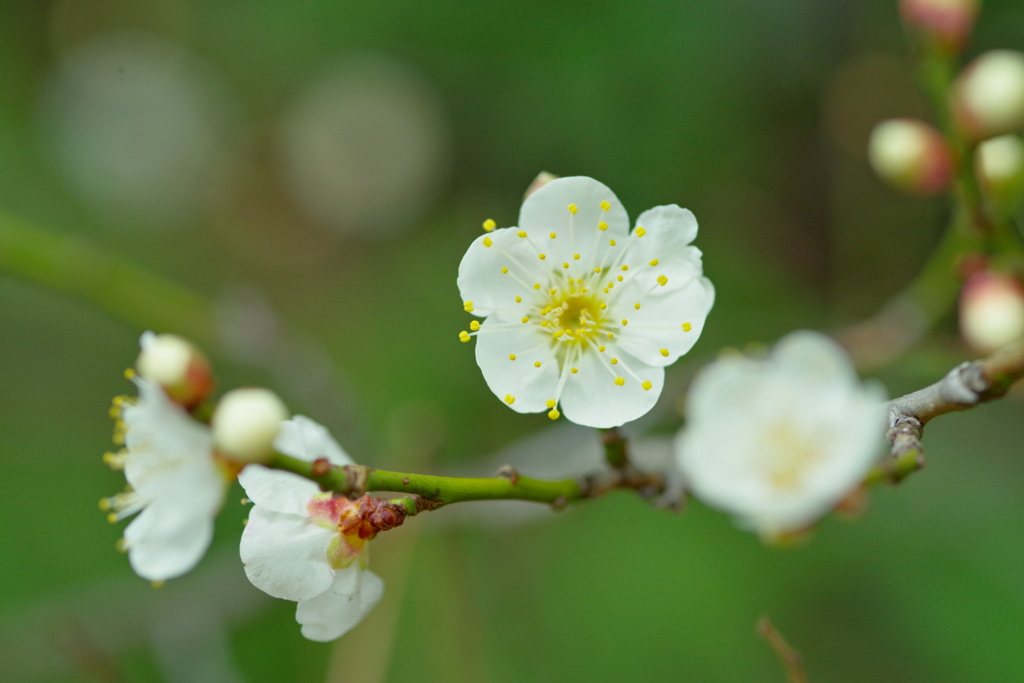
top-left (267, 453), bottom-right (665, 509)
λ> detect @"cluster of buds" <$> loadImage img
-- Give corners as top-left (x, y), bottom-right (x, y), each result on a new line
top-left (868, 118), bottom-right (953, 195)
top-left (338, 494), bottom-right (410, 539)
top-left (136, 332), bottom-right (288, 465)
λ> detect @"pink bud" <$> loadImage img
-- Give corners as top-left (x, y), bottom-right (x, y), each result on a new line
top-left (136, 332), bottom-right (214, 410)
top-left (959, 271), bottom-right (1024, 354)
top-left (953, 50), bottom-right (1024, 142)
top-left (899, 0), bottom-right (979, 54)
top-left (868, 119), bottom-right (953, 195)
top-left (524, 171), bottom-right (559, 200)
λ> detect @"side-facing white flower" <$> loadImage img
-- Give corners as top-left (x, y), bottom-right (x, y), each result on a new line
top-left (102, 376), bottom-right (226, 581)
top-left (675, 331), bottom-right (886, 538)
top-left (238, 416), bottom-right (384, 641)
top-left (457, 176), bottom-right (714, 428)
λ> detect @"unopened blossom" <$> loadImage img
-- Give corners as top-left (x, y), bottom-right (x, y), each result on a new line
top-left (676, 331), bottom-right (886, 538)
top-left (136, 331), bottom-right (214, 409)
top-left (212, 387), bottom-right (288, 464)
top-left (457, 176), bottom-right (714, 428)
top-left (960, 271), bottom-right (1024, 354)
top-left (102, 375), bottom-right (225, 582)
top-left (238, 416), bottom-right (384, 641)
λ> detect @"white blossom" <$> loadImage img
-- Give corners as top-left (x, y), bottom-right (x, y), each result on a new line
top-left (212, 387), bottom-right (289, 464)
top-left (457, 176), bottom-right (714, 428)
top-left (675, 331), bottom-right (887, 537)
top-left (102, 376), bottom-right (225, 581)
top-left (238, 416), bottom-right (384, 641)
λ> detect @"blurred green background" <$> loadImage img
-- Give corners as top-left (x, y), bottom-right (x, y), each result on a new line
top-left (2, 0), bottom-right (1024, 681)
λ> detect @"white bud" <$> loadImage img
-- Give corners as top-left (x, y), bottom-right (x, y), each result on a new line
top-left (868, 119), bottom-right (952, 195)
top-left (960, 272), bottom-right (1024, 354)
top-left (212, 388), bottom-right (288, 463)
top-left (977, 135), bottom-right (1024, 209)
top-left (954, 50), bottom-right (1024, 141)
top-left (136, 332), bottom-right (213, 409)
top-left (899, 0), bottom-right (979, 53)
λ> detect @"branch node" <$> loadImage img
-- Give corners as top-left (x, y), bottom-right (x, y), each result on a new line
top-left (495, 464), bottom-right (520, 485)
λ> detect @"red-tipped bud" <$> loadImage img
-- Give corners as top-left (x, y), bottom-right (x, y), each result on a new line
top-left (954, 50), bottom-right (1024, 142)
top-left (868, 119), bottom-right (953, 195)
top-left (959, 271), bottom-right (1024, 354)
top-left (212, 388), bottom-right (288, 464)
top-left (136, 332), bottom-right (214, 410)
top-left (977, 134), bottom-right (1024, 209)
top-left (524, 171), bottom-right (559, 200)
top-left (899, 0), bottom-right (979, 54)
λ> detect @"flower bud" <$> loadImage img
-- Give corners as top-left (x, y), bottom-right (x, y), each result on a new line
top-left (868, 119), bottom-right (953, 195)
top-left (977, 134), bottom-right (1024, 208)
top-left (212, 388), bottom-right (288, 463)
top-left (954, 50), bottom-right (1024, 141)
top-left (959, 271), bottom-right (1024, 354)
top-left (899, 0), bottom-right (979, 54)
top-left (523, 171), bottom-right (559, 200)
top-left (136, 332), bottom-right (213, 409)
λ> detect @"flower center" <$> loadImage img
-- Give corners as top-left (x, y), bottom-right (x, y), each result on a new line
top-left (762, 422), bottom-right (822, 491)
top-left (547, 289), bottom-right (604, 340)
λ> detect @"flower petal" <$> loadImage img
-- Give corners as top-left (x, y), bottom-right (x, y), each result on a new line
top-left (240, 506), bottom-right (336, 601)
top-left (458, 226), bottom-right (558, 314)
top-left (474, 316), bottom-right (561, 413)
top-left (276, 415), bottom-right (354, 466)
top-left (614, 276), bottom-right (709, 367)
top-left (238, 465), bottom-right (321, 516)
top-left (296, 565), bottom-right (385, 642)
top-left (518, 176), bottom-right (630, 264)
top-left (124, 493), bottom-right (216, 582)
top-left (559, 346), bottom-right (664, 428)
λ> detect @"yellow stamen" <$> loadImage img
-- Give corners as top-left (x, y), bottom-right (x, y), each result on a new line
top-left (518, 230), bottom-right (527, 238)
top-left (546, 399), bottom-right (557, 408)
top-left (563, 262), bottom-right (569, 269)
top-left (600, 200), bottom-right (611, 211)
top-left (538, 253), bottom-right (546, 260)
top-left (614, 377), bottom-right (625, 386)
top-left (483, 219), bottom-right (496, 231)
top-left (459, 331), bottom-right (471, 342)
top-left (635, 227), bottom-right (647, 237)
top-left (521, 316), bottom-right (529, 324)
top-left (682, 322), bottom-right (692, 332)
top-left (598, 221), bottom-right (608, 231)
top-left (534, 361), bottom-right (541, 368)
top-left (634, 303), bottom-right (641, 310)
top-left (609, 239), bottom-right (616, 246)
top-left (515, 296), bottom-right (522, 303)
top-left (573, 253), bottom-right (581, 260)
top-left (660, 348), bottom-right (669, 357)
top-left (548, 408), bottom-right (561, 420)
top-left (123, 368), bottom-right (136, 379)
top-left (509, 354), bottom-right (517, 361)
top-left (642, 380), bottom-right (653, 391)
top-left (657, 275), bottom-right (668, 286)
top-left (598, 345), bottom-right (606, 352)
top-left (649, 258), bottom-right (659, 266)
top-left (621, 319), bottom-right (628, 326)
top-left (483, 237), bottom-right (493, 247)
top-left (594, 267), bottom-right (602, 273)
top-left (471, 321), bottom-right (481, 331)
top-left (568, 204), bottom-right (578, 214)
top-left (610, 358), bottom-right (619, 365)
top-left (571, 368), bottom-right (578, 374)
top-left (505, 394), bottom-right (516, 404)
top-left (621, 265), bottom-right (629, 271)
top-left (534, 283), bottom-right (541, 290)
top-left (501, 267), bottom-right (509, 273)
top-left (617, 275), bottom-right (623, 281)
top-left (550, 232), bottom-right (557, 239)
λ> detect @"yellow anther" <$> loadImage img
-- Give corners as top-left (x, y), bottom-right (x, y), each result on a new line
top-left (98, 497), bottom-right (112, 511)
top-left (518, 230), bottom-right (527, 238)
top-left (505, 394), bottom-right (516, 404)
top-left (594, 267), bottom-right (602, 273)
top-left (621, 319), bottom-right (628, 326)
top-left (483, 237), bottom-right (493, 248)
top-left (607, 282), bottom-right (615, 289)
top-left (483, 218), bottom-right (496, 231)
top-left (151, 580), bottom-right (165, 589)
top-left (682, 322), bottom-right (693, 332)
top-left (600, 200), bottom-right (611, 211)
top-left (609, 239), bottom-right (617, 246)
top-left (573, 253), bottom-right (581, 260)
top-left (471, 321), bottom-right (481, 331)
top-left (550, 288), bottom-right (557, 296)
top-left (568, 203), bottom-right (578, 214)
top-left (550, 232), bottom-right (557, 239)
top-left (501, 266), bottom-right (509, 273)
top-left (534, 361), bottom-right (541, 368)
top-left (614, 376), bottom-right (626, 386)
top-left (607, 332), bottom-right (615, 338)
top-left (534, 283), bottom-right (541, 290)
top-left (546, 399), bottom-right (557, 408)
top-left (649, 258), bottom-right (659, 266)
top-left (621, 265), bottom-right (629, 271)
top-left (581, 287), bottom-right (588, 293)
top-left (571, 368), bottom-right (578, 374)
top-left (464, 300), bottom-right (473, 307)
top-left (660, 348), bottom-right (669, 357)
top-left (107, 512), bottom-right (118, 524)
top-left (459, 331), bottom-right (471, 343)
top-left (657, 275), bottom-right (668, 286)
top-left (123, 368), bottom-right (136, 379)
top-left (611, 358), bottom-right (619, 365)
top-left (634, 303), bottom-right (641, 310)
top-left (521, 316), bottom-right (529, 324)
top-left (548, 408), bottom-right (561, 420)
top-left (568, 278), bottom-right (575, 284)
top-left (539, 253), bottom-right (546, 260)
top-left (598, 221), bottom-right (608, 231)
top-left (598, 345), bottom-right (606, 352)
top-left (635, 227), bottom-right (647, 237)
top-left (115, 538), bottom-right (127, 553)
top-left (642, 380), bottom-right (653, 391)
top-left (509, 354), bottom-right (517, 361)
top-left (563, 262), bottom-right (570, 269)
top-left (515, 296), bottom-right (522, 303)
top-left (600, 303), bottom-right (607, 310)
top-left (617, 275), bottom-right (623, 281)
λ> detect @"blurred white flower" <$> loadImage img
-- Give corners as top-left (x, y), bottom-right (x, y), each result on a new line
top-left (102, 376), bottom-right (225, 582)
top-left (457, 176), bottom-right (714, 428)
top-left (238, 417), bottom-right (383, 641)
top-left (676, 331), bottom-right (886, 538)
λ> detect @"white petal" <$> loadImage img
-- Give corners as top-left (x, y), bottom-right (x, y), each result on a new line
top-left (614, 277), bottom-right (709, 367)
top-left (240, 506), bottom-right (336, 601)
top-left (699, 276), bottom-right (716, 314)
top-left (125, 496), bottom-right (215, 582)
top-left (634, 205), bottom-right (697, 246)
top-left (518, 176), bottom-right (630, 264)
top-left (474, 316), bottom-right (561, 413)
top-left (296, 565), bottom-right (385, 641)
top-left (238, 465), bottom-right (321, 517)
top-left (275, 415), bottom-right (354, 466)
top-left (559, 346), bottom-right (664, 428)
top-left (457, 226), bottom-right (551, 314)
top-left (771, 331), bottom-right (859, 390)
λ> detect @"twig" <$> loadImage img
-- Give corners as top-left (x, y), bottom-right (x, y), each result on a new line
top-left (756, 616), bottom-right (808, 683)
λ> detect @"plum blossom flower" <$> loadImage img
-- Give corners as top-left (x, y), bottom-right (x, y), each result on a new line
top-left (102, 375), bottom-right (225, 582)
top-left (238, 416), bottom-right (384, 641)
top-left (675, 331), bottom-right (887, 538)
top-left (457, 176), bottom-right (714, 428)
